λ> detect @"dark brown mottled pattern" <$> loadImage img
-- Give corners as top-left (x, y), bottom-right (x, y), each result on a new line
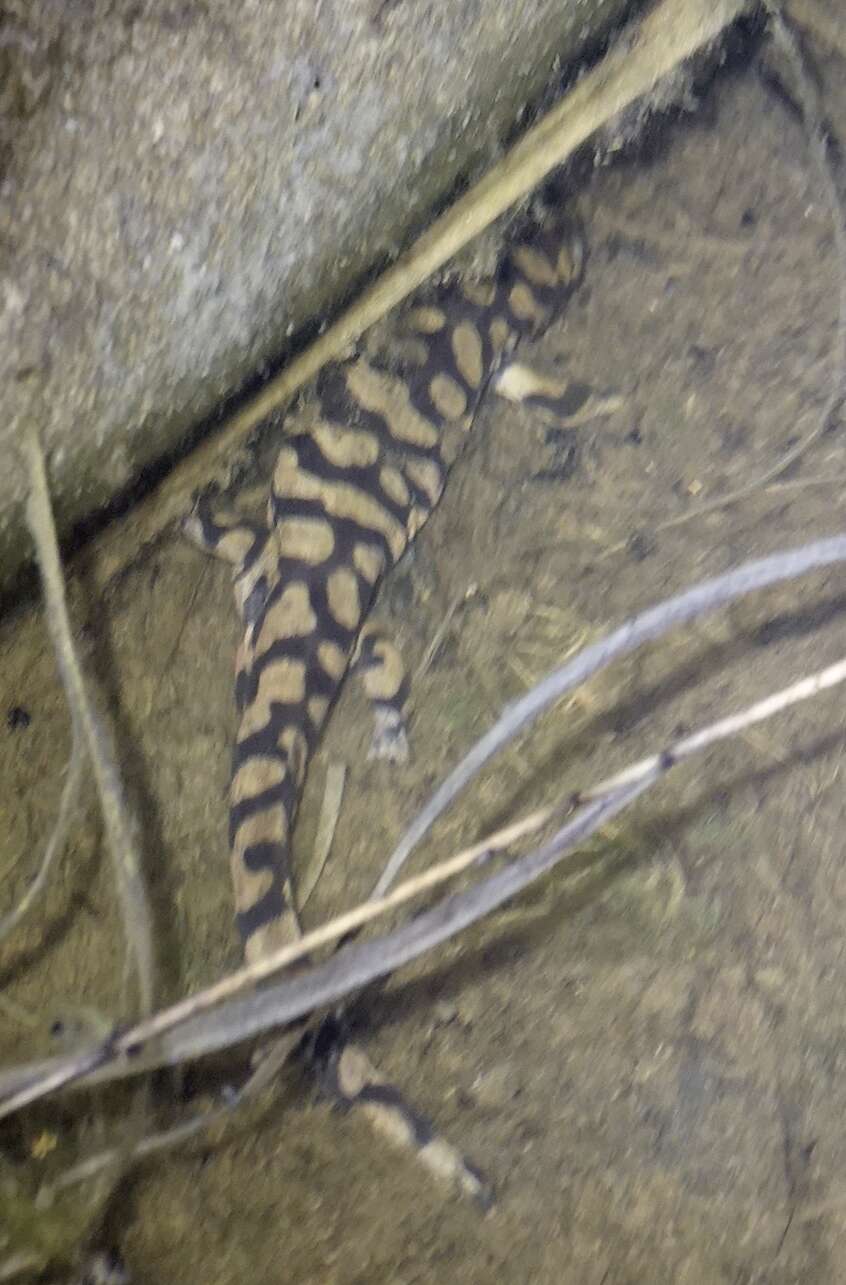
top-left (183, 213), bottom-right (605, 1198)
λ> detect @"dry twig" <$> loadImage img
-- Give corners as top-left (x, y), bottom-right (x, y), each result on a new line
top-left (0, 719), bottom-right (85, 948)
top-left (22, 430), bottom-right (155, 1019)
top-left (372, 533), bottom-right (846, 897)
top-left (299, 763), bottom-right (347, 910)
top-left (4, 532), bottom-right (846, 1109)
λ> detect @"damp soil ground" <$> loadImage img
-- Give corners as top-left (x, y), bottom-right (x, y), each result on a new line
top-left (4, 43), bottom-right (846, 1285)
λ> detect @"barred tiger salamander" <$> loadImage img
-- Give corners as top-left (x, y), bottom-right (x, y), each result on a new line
top-left (185, 206), bottom-right (618, 1200)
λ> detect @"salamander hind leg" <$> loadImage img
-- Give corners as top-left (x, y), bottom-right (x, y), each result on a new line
top-left (353, 622), bottom-right (410, 763)
top-left (493, 360), bottom-right (623, 427)
top-left (492, 218), bottom-right (623, 429)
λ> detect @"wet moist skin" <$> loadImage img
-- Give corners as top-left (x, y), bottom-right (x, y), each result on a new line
top-left (185, 215), bottom-right (598, 962)
top-left (184, 212), bottom-right (611, 1196)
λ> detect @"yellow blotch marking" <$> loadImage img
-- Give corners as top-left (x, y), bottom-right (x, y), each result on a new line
top-left (216, 527), bottom-right (257, 566)
top-left (237, 659), bottom-right (307, 737)
top-left (255, 583), bottom-right (317, 654)
top-left (312, 420), bottom-right (380, 468)
top-left (308, 695), bottom-right (330, 725)
top-left (419, 1138), bottom-right (483, 1198)
top-left (379, 465), bottom-right (410, 507)
top-left (275, 444), bottom-right (300, 472)
top-left (556, 239), bottom-right (582, 281)
top-left (232, 754), bottom-right (286, 807)
top-left (327, 566), bottom-right (361, 630)
top-left (406, 305), bottom-right (447, 334)
top-left (231, 808), bottom-right (287, 912)
top-left (451, 322), bottom-right (484, 388)
top-left (245, 914), bottom-right (300, 964)
top-left (335, 1043), bottom-right (374, 1096)
top-left (353, 543), bottom-right (385, 584)
top-left (359, 1097), bottom-right (413, 1147)
top-left (345, 361), bottom-right (440, 450)
top-left (489, 316), bottom-right (514, 353)
top-left (259, 656), bottom-right (307, 703)
top-left (236, 701), bottom-right (270, 743)
top-left (512, 244), bottom-right (558, 287)
top-left (279, 724), bottom-right (308, 785)
top-left (275, 517), bottom-right (335, 564)
top-left (232, 806), bottom-right (287, 854)
top-left (183, 503), bottom-right (258, 565)
top-left (273, 453), bottom-right (409, 562)
top-left (494, 363), bottom-right (569, 404)
top-left (508, 281), bottom-right (548, 325)
top-left (232, 859), bottom-right (272, 918)
top-left (360, 635), bottom-right (406, 702)
top-left (428, 372), bottom-right (467, 420)
top-left (406, 506), bottom-right (430, 540)
top-left (460, 279), bottom-right (497, 307)
top-left (318, 638), bottom-right (348, 679)
top-left (402, 457), bottom-right (444, 508)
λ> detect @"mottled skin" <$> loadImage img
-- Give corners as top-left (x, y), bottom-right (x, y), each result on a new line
top-left (185, 211), bottom-right (618, 1199)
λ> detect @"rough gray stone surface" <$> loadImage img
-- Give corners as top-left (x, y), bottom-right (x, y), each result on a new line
top-left (0, 0), bottom-right (625, 592)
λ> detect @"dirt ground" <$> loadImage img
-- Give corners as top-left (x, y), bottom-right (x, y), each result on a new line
top-left (4, 24), bottom-right (846, 1285)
